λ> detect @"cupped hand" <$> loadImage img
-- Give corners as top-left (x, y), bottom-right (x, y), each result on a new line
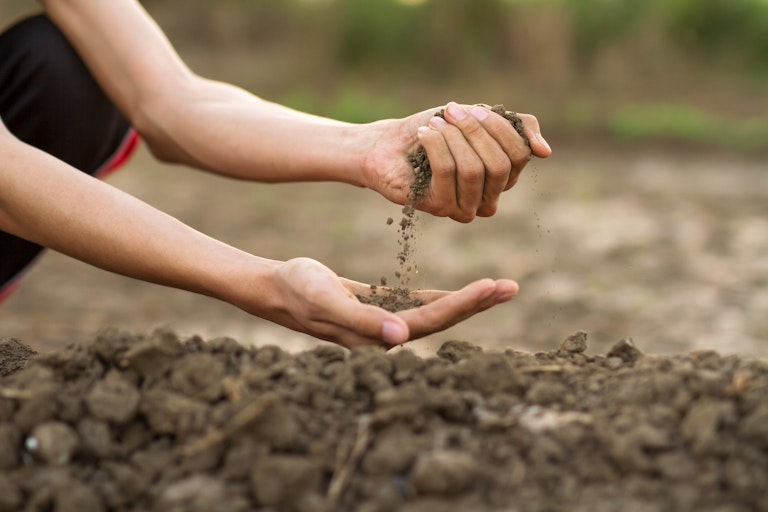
top-left (364, 101), bottom-right (551, 223)
top-left (260, 257), bottom-right (518, 350)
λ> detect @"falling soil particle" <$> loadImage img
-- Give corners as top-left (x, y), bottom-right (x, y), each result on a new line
top-left (1, 327), bottom-right (767, 511)
top-left (358, 104), bottom-right (530, 313)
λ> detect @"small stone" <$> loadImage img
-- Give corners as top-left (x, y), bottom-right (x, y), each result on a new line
top-left (607, 338), bottom-right (644, 364)
top-left (559, 331), bottom-right (588, 354)
top-left (27, 422), bottom-right (79, 465)
top-left (437, 340), bottom-right (482, 363)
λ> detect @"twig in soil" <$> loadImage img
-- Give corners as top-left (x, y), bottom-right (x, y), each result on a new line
top-left (327, 415), bottom-right (372, 504)
top-left (178, 393), bottom-right (278, 457)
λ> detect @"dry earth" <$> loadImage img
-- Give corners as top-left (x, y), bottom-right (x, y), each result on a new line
top-left (0, 329), bottom-right (766, 511)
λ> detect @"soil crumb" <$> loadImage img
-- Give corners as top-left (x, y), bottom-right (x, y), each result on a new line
top-left (359, 104), bottom-right (530, 313)
top-left (0, 337), bottom-right (36, 377)
top-left (1, 328), bottom-right (767, 511)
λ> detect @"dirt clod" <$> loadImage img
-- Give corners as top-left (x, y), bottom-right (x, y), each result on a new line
top-left (0, 338), bottom-right (36, 377)
top-left (558, 330), bottom-right (588, 354)
top-left (26, 421), bottom-right (79, 465)
top-left (1, 328), bottom-right (767, 511)
top-left (607, 337), bottom-right (644, 363)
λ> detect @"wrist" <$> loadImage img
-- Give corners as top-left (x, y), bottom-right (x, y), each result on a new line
top-left (353, 118), bottom-right (399, 191)
top-left (199, 247), bottom-right (282, 314)
top-left (331, 120), bottom-right (385, 190)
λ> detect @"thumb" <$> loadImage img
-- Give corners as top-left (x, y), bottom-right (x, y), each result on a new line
top-left (380, 314), bottom-right (410, 345)
top-left (349, 304), bottom-right (410, 345)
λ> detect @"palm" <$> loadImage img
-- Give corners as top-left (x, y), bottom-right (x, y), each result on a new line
top-left (363, 109), bottom-right (435, 208)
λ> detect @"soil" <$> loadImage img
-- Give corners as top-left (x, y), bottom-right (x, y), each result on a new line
top-left (358, 105), bottom-right (529, 313)
top-left (1, 329), bottom-right (766, 512)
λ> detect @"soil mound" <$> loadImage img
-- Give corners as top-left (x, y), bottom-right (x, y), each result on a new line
top-left (1, 329), bottom-right (767, 511)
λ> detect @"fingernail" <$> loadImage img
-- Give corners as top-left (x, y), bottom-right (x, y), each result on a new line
top-left (470, 105), bottom-right (489, 121)
top-left (446, 102), bottom-right (467, 121)
top-left (429, 116), bottom-right (447, 129)
top-left (382, 319), bottom-right (407, 345)
top-left (417, 126), bottom-right (430, 138)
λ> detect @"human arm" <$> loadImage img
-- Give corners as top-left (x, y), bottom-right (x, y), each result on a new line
top-left (0, 122), bottom-right (518, 349)
top-left (40, 0), bottom-right (551, 222)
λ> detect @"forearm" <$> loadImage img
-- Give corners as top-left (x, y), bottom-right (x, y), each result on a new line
top-left (40, 0), bottom-right (378, 186)
top-left (130, 78), bottom-right (377, 186)
top-left (0, 131), bottom-right (279, 307)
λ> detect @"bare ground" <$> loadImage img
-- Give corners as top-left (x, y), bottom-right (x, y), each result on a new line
top-left (2, 141), bottom-right (768, 360)
top-left (0, 329), bottom-right (766, 511)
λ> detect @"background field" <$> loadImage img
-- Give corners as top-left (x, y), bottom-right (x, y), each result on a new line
top-left (1, 0), bottom-right (767, 357)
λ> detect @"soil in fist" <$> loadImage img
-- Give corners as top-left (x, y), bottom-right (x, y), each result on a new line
top-left (1, 328), bottom-right (767, 511)
top-left (358, 105), bottom-right (530, 313)
top-left (409, 104), bottom-right (531, 197)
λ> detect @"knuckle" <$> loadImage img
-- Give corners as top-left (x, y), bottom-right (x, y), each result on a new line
top-left (453, 209), bottom-right (476, 223)
top-left (460, 164), bottom-right (485, 185)
top-left (477, 202), bottom-right (498, 217)
top-left (433, 161), bottom-right (457, 180)
top-left (433, 205), bottom-right (452, 218)
top-left (510, 146), bottom-right (532, 164)
top-left (487, 156), bottom-right (512, 178)
top-left (461, 120), bottom-right (485, 138)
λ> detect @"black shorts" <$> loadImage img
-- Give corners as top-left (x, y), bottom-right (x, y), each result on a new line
top-left (0, 15), bottom-right (138, 302)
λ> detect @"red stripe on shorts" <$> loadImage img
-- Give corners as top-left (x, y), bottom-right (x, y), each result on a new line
top-left (94, 128), bottom-right (140, 179)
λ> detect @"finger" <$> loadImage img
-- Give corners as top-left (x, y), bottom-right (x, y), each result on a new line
top-left (430, 108), bottom-right (485, 222)
top-left (517, 113), bottom-right (552, 158)
top-left (397, 279), bottom-right (519, 340)
top-left (463, 104), bottom-right (515, 217)
top-left (474, 111), bottom-right (533, 192)
top-left (341, 303), bottom-right (410, 347)
top-left (416, 125), bottom-right (455, 217)
top-left (332, 280), bottom-right (412, 346)
top-left (408, 289), bottom-right (451, 304)
top-left (311, 302), bottom-right (411, 349)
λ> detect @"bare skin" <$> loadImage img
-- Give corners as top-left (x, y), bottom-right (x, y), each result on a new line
top-left (0, 0), bottom-right (551, 350)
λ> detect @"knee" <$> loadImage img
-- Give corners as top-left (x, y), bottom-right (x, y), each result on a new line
top-left (0, 15), bottom-right (131, 171)
top-left (8, 16), bottom-right (108, 114)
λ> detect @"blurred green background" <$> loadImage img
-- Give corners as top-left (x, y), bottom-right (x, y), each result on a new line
top-left (149, 0), bottom-right (768, 151)
top-left (3, 0), bottom-right (767, 149)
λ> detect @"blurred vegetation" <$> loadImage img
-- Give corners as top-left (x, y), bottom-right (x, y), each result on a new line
top-left (3, 0), bottom-right (767, 151)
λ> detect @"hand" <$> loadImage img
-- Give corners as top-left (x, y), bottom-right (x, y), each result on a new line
top-left (253, 257), bottom-right (519, 350)
top-left (364, 101), bottom-right (551, 223)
